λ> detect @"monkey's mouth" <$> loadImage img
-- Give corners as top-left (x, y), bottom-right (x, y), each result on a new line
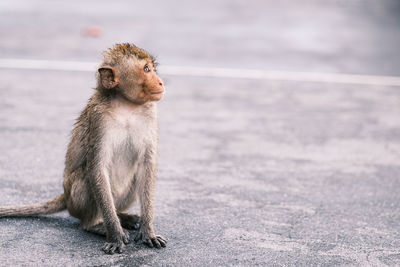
top-left (151, 91), bottom-right (164, 95)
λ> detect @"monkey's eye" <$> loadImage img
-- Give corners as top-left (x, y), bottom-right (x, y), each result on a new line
top-left (144, 65), bottom-right (150, 73)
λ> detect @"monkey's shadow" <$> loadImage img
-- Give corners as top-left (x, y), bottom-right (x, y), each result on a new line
top-left (7, 215), bottom-right (148, 252)
top-left (4, 214), bottom-right (80, 231)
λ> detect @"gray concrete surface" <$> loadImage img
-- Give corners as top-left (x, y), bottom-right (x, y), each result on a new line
top-left (1, 0), bottom-right (400, 266)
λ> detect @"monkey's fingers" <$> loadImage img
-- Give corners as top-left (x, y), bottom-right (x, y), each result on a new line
top-left (134, 233), bottom-right (155, 248)
top-left (143, 237), bottom-right (154, 248)
top-left (103, 243), bottom-right (115, 254)
top-left (150, 237), bottom-right (161, 248)
top-left (156, 235), bottom-right (167, 247)
top-left (134, 232), bottom-right (166, 248)
top-left (102, 242), bottom-right (125, 254)
top-left (145, 236), bottom-right (167, 248)
top-left (156, 235), bottom-right (167, 244)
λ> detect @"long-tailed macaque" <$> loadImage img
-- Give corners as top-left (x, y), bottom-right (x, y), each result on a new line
top-left (0, 43), bottom-right (167, 254)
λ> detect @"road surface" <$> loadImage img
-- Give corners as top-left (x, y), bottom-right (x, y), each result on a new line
top-left (0, 0), bottom-right (400, 266)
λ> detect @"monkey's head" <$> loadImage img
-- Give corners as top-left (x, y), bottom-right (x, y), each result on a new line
top-left (97, 43), bottom-right (165, 104)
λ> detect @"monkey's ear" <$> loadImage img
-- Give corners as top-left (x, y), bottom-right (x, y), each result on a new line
top-left (98, 67), bottom-right (119, 89)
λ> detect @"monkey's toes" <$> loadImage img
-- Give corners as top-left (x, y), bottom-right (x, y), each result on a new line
top-left (124, 220), bottom-right (140, 230)
top-left (122, 232), bottom-right (130, 244)
top-left (122, 229), bottom-right (130, 244)
top-left (118, 213), bottom-right (141, 230)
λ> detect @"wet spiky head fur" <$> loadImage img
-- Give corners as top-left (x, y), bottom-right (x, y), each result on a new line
top-left (103, 43), bottom-right (156, 67)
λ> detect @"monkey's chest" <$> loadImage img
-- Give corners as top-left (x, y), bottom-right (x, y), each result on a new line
top-left (104, 113), bottom-right (156, 200)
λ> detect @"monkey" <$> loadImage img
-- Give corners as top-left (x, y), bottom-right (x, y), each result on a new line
top-left (0, 43), bottom-right (167, 254)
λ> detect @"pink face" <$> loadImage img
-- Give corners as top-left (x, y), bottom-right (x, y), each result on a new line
top-left (98, 61), bottom-right (165, 104)
top-left (139, 62), bottom-right (165, 102)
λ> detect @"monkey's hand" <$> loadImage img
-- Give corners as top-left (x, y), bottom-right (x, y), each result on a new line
top-left (103, 228), bottom-right (130, 254)
top-left (134, 227), bottom-right (167, 248)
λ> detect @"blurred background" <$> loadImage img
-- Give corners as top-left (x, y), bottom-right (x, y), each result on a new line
top-left (0, 0), bottom-right (400, 266)
top-left (1, 0), bottom-right (400, 74)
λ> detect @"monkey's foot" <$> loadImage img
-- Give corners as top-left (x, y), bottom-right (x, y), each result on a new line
top-left (102, 229), bottom-right (130, 254)
top-left (118, 212), bottom-right (140, 230)
top-left (87, 223), bottom-right (107, 236)
top-left (134, 229), bottom-right (167, 248)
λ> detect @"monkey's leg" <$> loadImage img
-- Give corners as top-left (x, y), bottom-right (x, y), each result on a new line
top-left (87, 222), bottom-right (130, 240)
top-left (118, 212), bottom-right (140, 230)
top-left (133, 164), bottom-right (167, 248)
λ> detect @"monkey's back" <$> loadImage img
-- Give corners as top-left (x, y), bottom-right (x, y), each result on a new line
top-left (62, 94), bottom-right (104, 223)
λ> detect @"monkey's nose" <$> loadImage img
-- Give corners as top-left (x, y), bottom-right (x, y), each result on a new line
top-left (159, 81), bottom-right (163, 86)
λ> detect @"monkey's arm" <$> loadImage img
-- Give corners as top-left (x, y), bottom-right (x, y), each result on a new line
top-left (134, 147), bottom-right (166, 248)
top-left (86, 113), bottom-right (129, 254)
top-left (88, 166), bottom-right (129, 254)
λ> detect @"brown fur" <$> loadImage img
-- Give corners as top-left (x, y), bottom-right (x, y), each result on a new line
top-left (0, 43), bottom-right (166, 254)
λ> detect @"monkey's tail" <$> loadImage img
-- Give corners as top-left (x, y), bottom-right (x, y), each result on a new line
top-left (0, 194), bottom-right (66, 218)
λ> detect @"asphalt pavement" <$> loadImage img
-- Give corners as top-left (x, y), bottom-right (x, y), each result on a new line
top-left (0, 0), bottom-right (400, 266)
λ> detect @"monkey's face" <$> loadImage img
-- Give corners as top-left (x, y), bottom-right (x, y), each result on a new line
top-left (135, 61), bottom-right (165, 103)
top-left (98, 60), bottom-right (164, 105)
